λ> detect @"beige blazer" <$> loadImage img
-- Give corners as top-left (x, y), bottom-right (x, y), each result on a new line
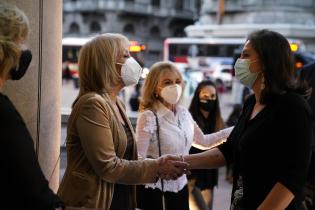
top-left (58, 92), bottom-right (158, 209)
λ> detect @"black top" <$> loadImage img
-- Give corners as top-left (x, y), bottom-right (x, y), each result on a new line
top-left (300, 62), bottom-right (315, 178)
top-left (218, 92), bottom-right (313, 210)
top-left (109, 123), bottom-right (134, 210)
top-left (0, 93), bottom-right (64, 210)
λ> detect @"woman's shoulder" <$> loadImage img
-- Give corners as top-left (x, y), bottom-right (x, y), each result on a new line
top-left (0, 93), bottom-right (16, 114)
top-left (278, 92), bottom-right (309, 107)
top-left (276, 92), bottom-right (312, 115)
top-left (73, 92), bottom-right (111, 114)
top-left (137, 110), bottom-right (156, 133)
top-left (75, 92), bottom-right (107, 107)
top-left (138, 109), bottom-right (156, 123)
top-left (139, 109), bottom-right (155, 116)
top-left (0, 93), bottom-right (11, 106)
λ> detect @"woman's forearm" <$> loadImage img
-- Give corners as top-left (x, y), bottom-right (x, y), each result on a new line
top-left (184, 148), bottom-right (226, 169)
top-left (258, 182), bottom-right (294, 210)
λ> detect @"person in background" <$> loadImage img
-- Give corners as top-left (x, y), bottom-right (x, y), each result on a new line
top-left (0, 3), bottom-right (64, 210)
top-left (136, 61), bottom-right (233, 210)
top-left (299, 62), bottom-right (315, 209)
top-left (172, 29), bottom-right (313, 210)
top-left (129, 82), bottom-right (141, 111)
top-left (57, 33), bottom-right (188, 210)
top-left (188, 80), bottom-right (225, 210)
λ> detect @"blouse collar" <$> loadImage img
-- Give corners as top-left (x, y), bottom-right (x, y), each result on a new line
top-left (156, 101), bottom-right (186, 124)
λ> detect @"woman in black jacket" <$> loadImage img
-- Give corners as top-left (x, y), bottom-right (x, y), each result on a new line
top-left (174, 29), bottom-right (313, 210)
top-left (0, 3), bottom-right (64, 210)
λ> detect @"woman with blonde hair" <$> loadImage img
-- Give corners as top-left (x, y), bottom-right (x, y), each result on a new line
top-left (0, 3), bottom-right (64, 210)
top-left (136, 61), bottom-right (233, 210)
top-left (57, 34), bottom-right (187, 210)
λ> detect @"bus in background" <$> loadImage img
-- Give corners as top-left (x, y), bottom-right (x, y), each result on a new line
top-left (62, 37), bottom-right (146, 88)
top-left (164, 37), bottom-right (244, 91)
top-left (164, 37), bottom-right (244, 108)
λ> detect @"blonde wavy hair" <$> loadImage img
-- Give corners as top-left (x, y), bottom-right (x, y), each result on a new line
top-left (140, 61), bottom-right (184, 111)
top-left (0, 3), bottom-right (29, 78)
top-left (74, 33), bottom-right (129, 104)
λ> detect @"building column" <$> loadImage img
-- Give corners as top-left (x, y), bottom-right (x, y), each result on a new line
top-left (3, 0), bottom-right (62, 191)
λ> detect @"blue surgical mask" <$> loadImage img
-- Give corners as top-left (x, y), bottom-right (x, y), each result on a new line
top-left (234, 58), bottom-right (259, 88)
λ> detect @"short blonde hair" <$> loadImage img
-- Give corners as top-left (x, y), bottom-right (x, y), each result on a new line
top-left (75, 33), bottom-right (129, 100)
top-left (140, 61), bottom-right (184, 111)
top-left (0, 3), bottom-right (29, 78)
top-left (0, 3), bottom-right (29, 43)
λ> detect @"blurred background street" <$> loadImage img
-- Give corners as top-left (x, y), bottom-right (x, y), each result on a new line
top-left (59, 0), bottom-right (315, 209)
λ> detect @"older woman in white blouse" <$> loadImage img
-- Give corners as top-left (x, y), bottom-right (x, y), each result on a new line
top-left (136, 61), bottom-right (232, 210)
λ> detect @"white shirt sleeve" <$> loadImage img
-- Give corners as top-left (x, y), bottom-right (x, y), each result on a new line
top-left (135, 111), bottom-right (156, 158)
top-left (193, 123), bottom-right (234, 149)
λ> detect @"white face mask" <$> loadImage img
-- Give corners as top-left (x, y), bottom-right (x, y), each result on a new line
top-left (160, 84), bottom-right (182, 105)
top-left (234, 58), bottom-right (259, 88)
top-left (117, 57), bottom-right (142, 86)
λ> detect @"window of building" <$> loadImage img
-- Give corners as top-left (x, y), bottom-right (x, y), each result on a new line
top-left (69, 22), bottom-right (80, 34)
top-left (173, 28), bottom-right (185, 37)
top-left (152, 0), bottom-right (160, 7)
top-left (90, 21), bottom-right (101, 33)
top-left (123, 23), bottom-right (135, 35)
top-left (175, 0), bottom-right (183, 10)
top-left (148, 50), bottom-right (161, 60)
top-left (150, 26), bottom-right (160, 38)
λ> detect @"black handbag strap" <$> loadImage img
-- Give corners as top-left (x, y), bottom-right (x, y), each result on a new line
top-left (150, 109), bottom-right (166, 208)
top-left (151, 110), bottom-right (162, 157)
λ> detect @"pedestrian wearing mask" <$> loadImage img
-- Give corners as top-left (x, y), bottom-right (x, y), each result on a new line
top-left (57, 34), bottom-right (188, 210)
top-left (188, 80), bottom-right (225, 210)
top-left (171, 29), bottom-right (313, 210)
top-left (0, 3), bottom-right (64, 210)
top-left (136, 61), bottom-right (233, 210)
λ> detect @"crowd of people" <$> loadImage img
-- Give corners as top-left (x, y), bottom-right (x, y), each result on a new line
top-left (2, 2), bottom-right (315, 210)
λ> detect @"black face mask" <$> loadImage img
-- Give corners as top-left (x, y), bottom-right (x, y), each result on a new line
top-left (199, 99), bottom-right (216, 112)
top-left (10, 49), bottom-right (32, 80)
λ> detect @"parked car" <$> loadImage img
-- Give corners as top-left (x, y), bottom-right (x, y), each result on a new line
top-left (199, 58), bottom-right (233, 90)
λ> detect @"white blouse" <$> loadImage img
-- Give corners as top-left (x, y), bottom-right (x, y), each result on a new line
top-left (136, 102), bottom-right (233, 192)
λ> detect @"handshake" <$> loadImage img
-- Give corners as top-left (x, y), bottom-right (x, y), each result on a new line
top-left (155, 155), bottom-right (190, 180)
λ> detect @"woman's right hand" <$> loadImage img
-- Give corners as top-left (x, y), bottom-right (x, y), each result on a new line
top-left (156, 155), bottom-right (189, 180)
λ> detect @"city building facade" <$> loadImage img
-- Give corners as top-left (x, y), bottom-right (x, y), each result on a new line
top-left (186, 0), bottom-right (315, 51)
top-left (63, 0), bottom-right (201, 66)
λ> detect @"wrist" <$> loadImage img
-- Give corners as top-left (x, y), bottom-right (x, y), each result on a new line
top-left (178, 155), bottom-right (184, 162)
